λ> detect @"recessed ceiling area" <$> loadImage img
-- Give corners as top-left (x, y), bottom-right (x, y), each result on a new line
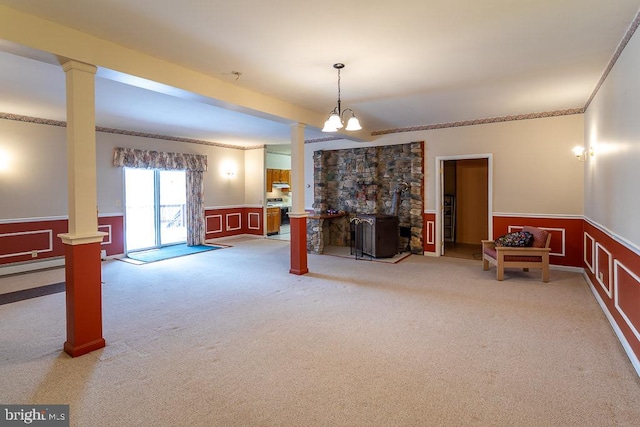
top-left (1, 0), bottom-right (639, 148)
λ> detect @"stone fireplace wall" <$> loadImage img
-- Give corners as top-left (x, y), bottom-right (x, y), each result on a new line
top-left (313, 142), bottom-right (424, 253)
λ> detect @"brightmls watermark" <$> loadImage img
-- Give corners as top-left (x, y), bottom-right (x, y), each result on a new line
top-left (1, 405), bottom-right (69, 426)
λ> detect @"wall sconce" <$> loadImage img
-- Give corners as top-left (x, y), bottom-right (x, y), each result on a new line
top-left (572, 146), bottom-right (593, 161)
top-left (221, 160), bottom-right (237, 178)
top-left (0, 149), bottom-right (10, 172)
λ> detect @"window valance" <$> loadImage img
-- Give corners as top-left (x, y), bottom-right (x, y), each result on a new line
top-left (113, 147), bottom-right (208, 172)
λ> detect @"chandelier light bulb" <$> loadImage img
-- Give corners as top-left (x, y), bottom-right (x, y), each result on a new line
top-left (329, 113), bottom-right (343, 129)
top-left (345, 116), bottom-right (361, 131)
top-left (322, 119), bottom-right (338, 132)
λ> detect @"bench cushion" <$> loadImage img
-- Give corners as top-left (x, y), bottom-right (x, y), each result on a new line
top-left (483, 247), bottom-right (543, 263)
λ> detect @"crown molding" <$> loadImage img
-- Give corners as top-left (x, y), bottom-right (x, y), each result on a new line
top-left (0, 112), bottom-right (264, 151)
top-left (584, 8), bottom-right (640, 110)
top-left (371, 108), bottom-right (584, 136)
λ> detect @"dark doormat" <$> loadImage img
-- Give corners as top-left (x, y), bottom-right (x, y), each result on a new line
top-left (0, 282), bottom-right (65, 306)
top-left (122, 244), bottom-right (224, 264)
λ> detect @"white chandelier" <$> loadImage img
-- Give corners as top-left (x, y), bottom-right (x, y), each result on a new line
top-left (322, 63), bottom-right (362, 132)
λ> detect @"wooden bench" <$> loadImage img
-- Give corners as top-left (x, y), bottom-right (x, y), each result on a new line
top-left (482, 226), bottom-right (551, 282)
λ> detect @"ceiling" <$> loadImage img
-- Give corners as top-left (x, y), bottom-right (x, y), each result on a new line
top-left (1, 0), bottom-right (639, 149)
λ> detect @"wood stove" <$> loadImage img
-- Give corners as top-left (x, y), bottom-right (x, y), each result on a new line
top-left (353, 214), bottom-right (399, 258)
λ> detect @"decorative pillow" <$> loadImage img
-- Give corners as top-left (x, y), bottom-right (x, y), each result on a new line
top-left (522, 226), bottom-right (549, 248)
top-left (494, 231), bottom-right (534, 247)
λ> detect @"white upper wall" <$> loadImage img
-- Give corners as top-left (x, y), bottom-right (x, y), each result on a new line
top-left (585, 25), bottom-right (640, 248)
top-left (305, 114), bottom-right (584, 216)
top-left (0, 118), bottom-right (250, 220)
top-left (266, 152), bottom-right (291, 170)
top-left (245, 148), bottom-right (265, 206)
top-left (0, 119), bottom-right (68, 218)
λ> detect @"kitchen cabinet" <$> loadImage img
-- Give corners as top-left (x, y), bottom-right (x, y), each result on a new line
top-left (267, 207), bottom-right (281, 235)
top-left (272, 169), bottom-right (282, 183)
top-left (266, 169), bottom-right (274, 192)
top-left (281, 169), bottom-right (291, 186)
top-left (266, 168), bottom-right (291, 191)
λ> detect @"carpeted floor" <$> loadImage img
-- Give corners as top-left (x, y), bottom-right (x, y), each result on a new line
top-left (322, 244), bottom-right (412, 263)
top-left (1, 237), bottom-right (639, 426)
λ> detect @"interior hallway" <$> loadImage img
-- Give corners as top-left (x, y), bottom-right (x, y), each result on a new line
top-left (444, 242), bottom-right (483, 260)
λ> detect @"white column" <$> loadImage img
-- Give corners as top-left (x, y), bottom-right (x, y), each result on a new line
top-left (58, 59), bottom-right (105, 243)
top-left (290, 123), bottom-right (306, 215)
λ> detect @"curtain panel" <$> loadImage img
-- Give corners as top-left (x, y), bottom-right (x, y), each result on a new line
top-left (186, 170), bottom-right (205, 246)
top-left (113, 147), bottom-right (207, 246)
top-left (113, 147), bottom-right (207, 171)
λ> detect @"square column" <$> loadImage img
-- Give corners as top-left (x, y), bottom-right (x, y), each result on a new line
top-left (58, 59), bottom-right (107, 357)
top-left (289, 123), bottom-right (308, 275)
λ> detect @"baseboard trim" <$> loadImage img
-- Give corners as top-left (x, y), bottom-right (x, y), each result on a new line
top-left (0, 258), bottom-right (65, 277)
top-left (551, 265), bottom-right (583, 273)
top-left (205, 234), bottom-right (263, 243)
top-left (584, 271), bottom-right (640, 378)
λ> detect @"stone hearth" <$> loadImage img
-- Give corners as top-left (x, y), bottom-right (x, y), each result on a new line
top-left (309, 142), bottom-right (424, 254)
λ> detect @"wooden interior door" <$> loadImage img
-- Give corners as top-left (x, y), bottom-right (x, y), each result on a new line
top-left (455, 158), bottom-right (488, 244)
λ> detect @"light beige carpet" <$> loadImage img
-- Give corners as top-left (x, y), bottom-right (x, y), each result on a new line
top-left (322, 244), bottom-right (412, 263)
top-left (1, 237), bottom-right (639, 426)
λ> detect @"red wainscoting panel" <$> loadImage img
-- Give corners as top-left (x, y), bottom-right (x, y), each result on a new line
top-left (244, 208), bottom-right (263, 235)
top-left (423, 212), bottom-right (436, 254)
top-left (584, 221), bottom-right (640, 363)
top-left (98, 215), bottom-right (124, 256)
top-left (584, 232), bottom-right (595, 274)
top-left (0, 219), bottom-right (67, 265)
top-left (205, 207), bottom-right (264, 239)
top-left (226, 212), bottom-right (242, 232)
top-left (493, 216), bottom-right (583, 267)
top-left (596, 243), bottom-right (613, 298)
top-left (0, 214), bottom-right (124, 266)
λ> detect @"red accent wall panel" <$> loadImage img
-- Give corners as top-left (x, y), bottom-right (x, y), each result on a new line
top-left (0, 215), bottom-right (125, 266)
top-left (584, 221), bottom-right (640, 362)
top-left (204, 207), bottom-right (264, 239)
top-left (584, 233), bottom-right (595, 273)
top-left (616, 262), bottom-right (640, 342)
top-left (226, 212), bottom-right (242, 231)
top-left (0, 219), bottom-right (67, 265)
top-left (422, 213), bottom-right (436, 253)
top-left (244, 208), bottom-right (263, 236)
top-left (493, 216), bottom-right (583, 267)
top-left (98, 215), bottom-right (124, 256)
top-left (206, 214), bottom-right (223, 234)
top-left (595, 243), bottom-right (613, 298)
top-left (1, 230), bottom-right (52, 255)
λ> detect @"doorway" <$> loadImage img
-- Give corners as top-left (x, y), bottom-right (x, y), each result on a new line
top-left (436, 155), bottom-right (492, 260)
top-left (124, 168), bottom-right (187, 252)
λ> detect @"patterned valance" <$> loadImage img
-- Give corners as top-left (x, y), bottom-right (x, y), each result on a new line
top-left (113, 147), bottom-right (208, 172)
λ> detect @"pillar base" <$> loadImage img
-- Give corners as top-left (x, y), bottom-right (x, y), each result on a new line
top-left (289, 214), bottom-right (309, 275)
top-left (59, 232), bottom-right (107, 357)
top-left (64, 338), bottom-right (106, 358)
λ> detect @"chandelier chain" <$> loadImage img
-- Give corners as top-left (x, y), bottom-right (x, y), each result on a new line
top-left (337, 67), bottom-right (341, 108)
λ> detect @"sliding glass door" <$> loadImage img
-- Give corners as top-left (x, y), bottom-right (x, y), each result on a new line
top-left (158, 170), bottom-right (187, 245)
top-left (124, 168), bottom-right (187, 252)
